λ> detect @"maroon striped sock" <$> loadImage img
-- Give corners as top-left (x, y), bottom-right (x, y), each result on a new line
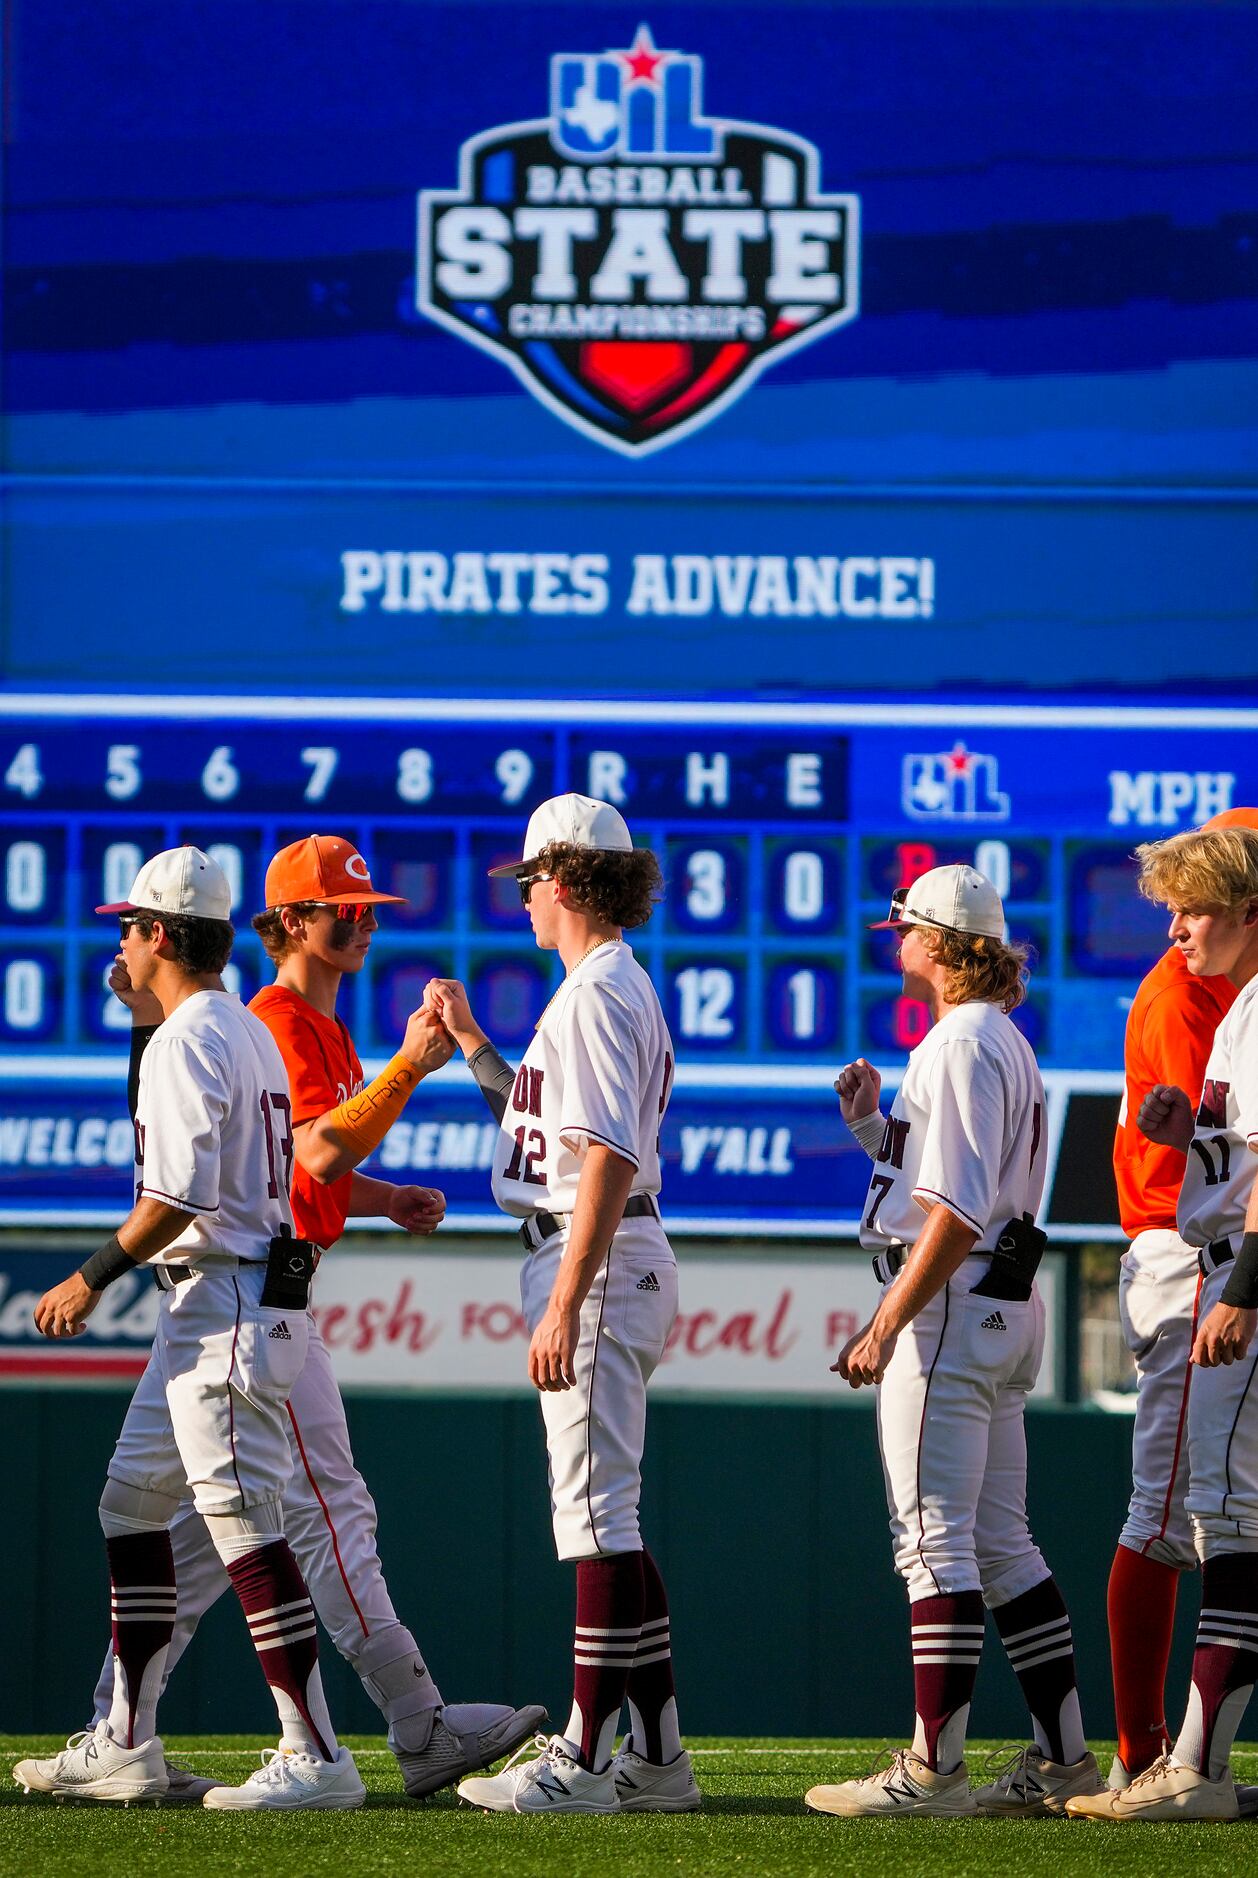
top-left (105, 1531), bottom-right (177, 1747)
top-left (625, 1548), bottom-right (682, 1763)
top-left (910, 1591), bottom-right (985, 1771)
top-left (225, 1539), bottom-right (337, 1761)
top-left (564, 1552), bottom-right (645, 1772)
top-left (994, 1576), bottom-right (1085, 1764)
top-left (1174, 1552), bottom-right (1258, 1780)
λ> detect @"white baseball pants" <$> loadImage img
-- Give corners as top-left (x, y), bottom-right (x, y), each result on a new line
top-left (1186, 1256), bottom-right (1258, 1558)
top-left (93, 1307), bottom-right (437, 1720)
top-left (876, 1257), bottom-right (1050, 1607)
top-left (1117, 1228), bottom-right (1201, 1569)
top-left (521, 1216), bottom-right (677, 1562)
top-left (109, 1261), bottom-right (305, 1514)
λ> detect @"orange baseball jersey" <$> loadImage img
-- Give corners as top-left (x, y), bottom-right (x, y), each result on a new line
top-left (249, 984), bottom-right (364, 1250)
top-left (1113, 947), bottom-right (1235, 1238)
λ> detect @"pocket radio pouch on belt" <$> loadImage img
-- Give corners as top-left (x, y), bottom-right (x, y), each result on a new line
top-left (970, 1213), bottom-right (1047, 1302)
top-left (260, 1235), bottom-right (317, 1310)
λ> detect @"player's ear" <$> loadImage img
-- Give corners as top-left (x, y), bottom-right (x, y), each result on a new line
top-left (279, 905), bottom-right (306, 940)
top-left (1243, 898), bottom-right (1258, 929)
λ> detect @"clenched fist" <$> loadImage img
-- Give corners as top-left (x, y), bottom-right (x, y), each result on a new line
top-left (400, 1006), bottom-right (455, 1077)
top-left (834, 1058), bottom-right (881, 1126)
top-left (1137, 1083), bottom-right (1194, 1152)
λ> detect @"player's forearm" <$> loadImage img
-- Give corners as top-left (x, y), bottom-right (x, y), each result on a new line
top-left (549, 1144), bottom-right (637, 1314)
top-left (874, 1203), bottom-right (979, 1334)
top-left (116, 1196), bottom-right (197, 1264)
top-left (345, 1170), bottom-right (393, 1216)
top-left (293, 1113), bottom-right (359, 1183)
top-left (467, 1040), bottom-right (516, 1122)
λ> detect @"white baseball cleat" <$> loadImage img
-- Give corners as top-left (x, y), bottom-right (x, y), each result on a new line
top-left (1106, 1753), bottom-right (1133, 1790)
top-left (162, 1758), bottom-right (218, 1801)
top-left (12, 1723), bottom-right (168, 1803)
top-left (973, 1744), bottom-right (1103, 1815)
top-left (394, 1701), bottom-right (548, 1800)
top-left (1064, 1752), bottom-right (1238, 1821)
top-left (457, 1733), bottom-right (619, 1813)
top-left (611, 1741), bottom-right (701, 1812)
top-left (805, 1747), bottom-right (978, 1818)
top-left (201, 1744), bottom-right (366, 1811)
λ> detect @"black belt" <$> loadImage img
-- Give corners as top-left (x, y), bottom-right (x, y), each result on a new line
top-left (1199, 1236), bottom-right (1234, 1275)
top-left (152, 1256), bottom-right (258, 1293)
top-left (520, 1193), bottom-right (660, 1252)
top-left (871, 1245), bottom-right (908, 1285)
top-left (153, 1263), bottom-right (202, 1292)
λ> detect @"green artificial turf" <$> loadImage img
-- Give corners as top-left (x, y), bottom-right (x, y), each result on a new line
top-left (2, 1737), bottom-right (1256, 1878)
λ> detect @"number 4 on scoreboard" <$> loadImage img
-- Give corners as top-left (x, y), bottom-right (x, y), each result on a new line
top-left (4, 743), bottom-right (43, 799)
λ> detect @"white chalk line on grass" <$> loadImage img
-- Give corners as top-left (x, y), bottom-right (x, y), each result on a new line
top-left (162, 1747), bottom-right (859, 1759)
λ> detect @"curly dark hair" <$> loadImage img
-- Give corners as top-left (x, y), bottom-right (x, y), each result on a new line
top-left (132, 912), bottom-right (234, 975)
top-left (539, 842), bottom-right (663, 930)
top-left (917, 924), bottom-right (1030, 1013)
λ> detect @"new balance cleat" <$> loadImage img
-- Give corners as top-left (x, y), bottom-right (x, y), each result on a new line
top-left (12, 1723), bottom-right (167, 1803)
top-left (394, 1702), bottom-right (548, 1800)
top-left (805, 1747), bottom-right (978, 1818)
top-left (1065, 1752), bottom-right (1238, 1821)
top-left (611, 1742), bottom-right (701, 1812)
top-left (202, 1744), bottom-right (365, 1811)
top-left (457, 1733), bottom-right (619, 1813)
top-left (973, 1744), bottom-right (1103, 1815)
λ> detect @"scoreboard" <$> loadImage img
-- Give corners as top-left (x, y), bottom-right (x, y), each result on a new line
top-left (1, 693), bottom-right (1254, 1236)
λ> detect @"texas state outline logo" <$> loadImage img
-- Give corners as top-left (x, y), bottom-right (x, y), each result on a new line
top-left (416, 24), bottom-right (861, 456)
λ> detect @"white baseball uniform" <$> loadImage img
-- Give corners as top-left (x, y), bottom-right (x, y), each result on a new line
top-left (1176, 976), bottom-right (1258, 1557)
top-left (860, 999), bottom-right (1053, 1605)
top-left (108, 992), bottom-right (303, 1515)
top-left (1113, 949), bottom-right (1234, 1569)
top-left (492, 940), bottom-right (677, 1561)
top-left (94, 990), bottom-right (444, 1729)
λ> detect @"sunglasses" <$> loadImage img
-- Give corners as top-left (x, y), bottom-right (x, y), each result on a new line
top-left (297, 901), bottom-right (373, 924)
top-left (516, 872), bottom-right (553, 907)
top-left (117, 912), bottom-right (147, 936)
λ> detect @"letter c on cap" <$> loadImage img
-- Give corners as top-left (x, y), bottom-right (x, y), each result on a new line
top-left (345, 853), bottom-right (370, 881)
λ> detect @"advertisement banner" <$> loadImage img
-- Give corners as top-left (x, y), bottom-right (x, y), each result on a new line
top-left (0, 1243), bottom-right (1061, 1402)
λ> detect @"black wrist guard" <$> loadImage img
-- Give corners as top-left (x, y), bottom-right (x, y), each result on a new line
top-left (1221, 1232), bottom-right (1258, 1311)
top-left (79, 1234), bottom-right (137, 1291)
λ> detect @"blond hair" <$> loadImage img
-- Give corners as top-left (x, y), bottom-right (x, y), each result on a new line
top-left (918, 925), bottom-right (1029, 1013)
top-left (1137, 827), bottom-right (1258, 914)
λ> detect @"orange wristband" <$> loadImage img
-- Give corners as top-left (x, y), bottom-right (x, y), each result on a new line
top-left (328, 1054), bottom-right (419, 1157)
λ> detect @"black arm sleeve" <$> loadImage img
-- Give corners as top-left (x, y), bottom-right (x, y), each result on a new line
top-left (1221, 1232), bottom-right (1258, 1310)
top-left (466, 1041), bottom-right (516, 1124)
top-left (127, 1024), bottom-right (160, 1126)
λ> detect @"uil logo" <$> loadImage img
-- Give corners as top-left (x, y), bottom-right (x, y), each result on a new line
top-left (416, 24), bottom-right (860, 455)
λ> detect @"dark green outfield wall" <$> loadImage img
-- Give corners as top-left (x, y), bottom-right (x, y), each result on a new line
top-left (3, 1392), bottom-right (1190, 1743)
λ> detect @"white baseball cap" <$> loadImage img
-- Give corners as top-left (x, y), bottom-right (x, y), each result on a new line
top-left (97, 845), bottom-right (233, 921)
top-left (870, 863), bottom-right (1005, 940)
top-left (488, 793), bottom-right (634, 877)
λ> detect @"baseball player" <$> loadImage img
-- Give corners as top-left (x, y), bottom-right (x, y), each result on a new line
top-left (14, 848), bottom-right (362, 1809)
top-left (1068, 824), bottom-right (1258, 1821)
top-left (805, 864), bottom-right (1101, 1819)
top-left (1106, 806), bottom-right (1258, 1792)
top-left (424, 793), bottom-right (700, 1816)
top-left (83, 835), bottom-right (545, 1800)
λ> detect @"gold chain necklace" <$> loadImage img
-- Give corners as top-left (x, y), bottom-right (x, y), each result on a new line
top-left (535, 936), bottom-right (620, 1027)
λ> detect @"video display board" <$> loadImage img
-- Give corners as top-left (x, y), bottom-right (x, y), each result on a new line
top-left (0, 694), bottom-right (1253, 1233)
top-left (3, 2), bottom-right (1256, 1236)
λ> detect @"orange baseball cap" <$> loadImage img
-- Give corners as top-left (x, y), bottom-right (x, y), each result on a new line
top-left (263, 835), bottom-right (406, 910)
top-left (1201, 807), bottom-right (1258, 831)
